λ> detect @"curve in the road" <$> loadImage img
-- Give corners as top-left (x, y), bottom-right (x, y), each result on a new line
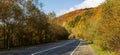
top-left (31, 40), bottom-right (76, 55)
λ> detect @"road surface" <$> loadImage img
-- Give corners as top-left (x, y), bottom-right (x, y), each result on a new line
top-left (0, 39), bottom-right (96, 55)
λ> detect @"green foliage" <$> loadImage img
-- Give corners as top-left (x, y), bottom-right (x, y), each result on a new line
top-left (47, 11), bottom-right (56, 19)
top-left (69, 16), bottom-right (81, 27)
top-left (85, 23), bottom-right (92, 30)
top-left (84, 9), bottom-right (93, 16)
top-left (90, 44), bottom-right (115, 55)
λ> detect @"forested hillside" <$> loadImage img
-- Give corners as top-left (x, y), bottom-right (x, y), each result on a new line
top-left (55, 8), bottom-right (92, 25)
top-left (0, 0), bottom-right (69, 49)
top-left (56, 0), bottom-right (120, 55)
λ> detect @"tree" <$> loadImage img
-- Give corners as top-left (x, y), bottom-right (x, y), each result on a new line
top-left (69, 16), bottom-right (81, 27)
top-left (48, 11), bottom-right (56, 19)
top-left (0, 0), bottom-right (69, 49)
top-left (0, 0), bottom-right (23, 48)
top-left (96, 0), bottom-right (120, 54)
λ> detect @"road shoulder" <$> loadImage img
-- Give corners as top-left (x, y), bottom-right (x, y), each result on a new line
top-left (72, 41), bottom-right (96, 55)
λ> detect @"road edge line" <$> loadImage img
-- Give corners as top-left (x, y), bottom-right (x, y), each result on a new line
top-left (31, 40), bottom-right (75, 55)
top-left (70, 41), bottom-right (80, 55)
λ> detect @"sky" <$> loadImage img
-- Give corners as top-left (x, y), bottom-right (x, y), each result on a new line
top-left (39, 0), bottom-right (105, 16)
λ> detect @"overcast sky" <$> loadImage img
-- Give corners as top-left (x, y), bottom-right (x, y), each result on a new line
top-left (40, 0), bottom-right (106, 16)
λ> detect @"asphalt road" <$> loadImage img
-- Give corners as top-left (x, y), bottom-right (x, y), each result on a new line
top-left (0, 39), bottom-right (80, 55)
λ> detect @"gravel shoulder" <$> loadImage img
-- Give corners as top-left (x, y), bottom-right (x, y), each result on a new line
top-left (72, 41), bottom-right (96, 55)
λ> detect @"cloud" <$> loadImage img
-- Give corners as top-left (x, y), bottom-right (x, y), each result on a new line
top-left (57, 0), bottom-right (106, 16)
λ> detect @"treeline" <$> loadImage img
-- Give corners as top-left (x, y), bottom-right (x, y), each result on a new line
top-left (58, 0), bottom-right (120, 54)
top-left (0, 0), bottom-right (69, 49)
top-left (95, 0), bottom-right (120, 54)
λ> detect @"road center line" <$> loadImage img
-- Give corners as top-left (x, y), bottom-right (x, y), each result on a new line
top-left (31, 40), bottom-right (76, 55)
top-left (70, 41), bottom-right (80, 55)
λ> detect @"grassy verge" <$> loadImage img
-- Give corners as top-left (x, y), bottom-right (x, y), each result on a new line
top-left (90, 44), bottom-right (115, 55)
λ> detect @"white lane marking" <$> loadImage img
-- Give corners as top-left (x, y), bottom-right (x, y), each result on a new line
top-left (70, 41), bottom-right (80, 55)
top-left (31, 40), bottom-right (76, 55)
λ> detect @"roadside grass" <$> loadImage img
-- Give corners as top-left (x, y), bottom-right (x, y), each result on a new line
top-left (90, 44), bottom-right (115, 55)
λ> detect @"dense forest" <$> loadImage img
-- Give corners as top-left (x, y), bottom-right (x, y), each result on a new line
top-left (0, 0), bottom-right (69, 49)
top-left (56, 0), bottom-right (120, 55)
top-left (0, 0), bottom-right (120, 55)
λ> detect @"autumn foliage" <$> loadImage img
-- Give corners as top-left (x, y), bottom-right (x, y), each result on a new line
top-left (56, 0), bottom-right (120, 54)
top-left (0, 0), bottom-right (69, 49)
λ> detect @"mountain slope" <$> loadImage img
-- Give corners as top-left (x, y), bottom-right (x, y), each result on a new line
top-left (55, 6), bottom-right (102, 38)
top-left (55, 0), bottom-right (120, 54)
top-left (55, 8), bottom-right (92, 25)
